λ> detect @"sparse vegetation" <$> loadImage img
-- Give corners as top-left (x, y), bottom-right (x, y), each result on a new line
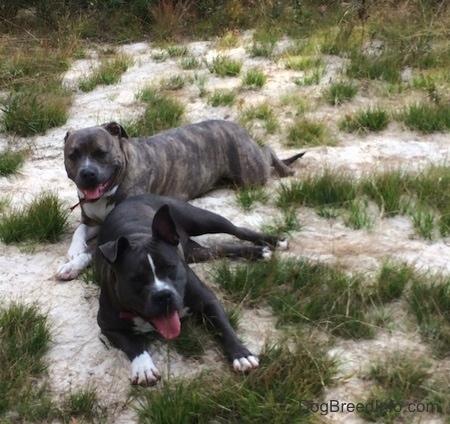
top-left (3, 1), bottom-right (450, 422)
top-left (286, 118), bottom-right (331, 147)
top-left (325, 80), bottom-right (358, 105)
top-left (339, 106), bottom-right (390, 133)
top-left (207, 90), bottom-right (237, 107)
top-left (0, 192), bottom-right (68, 244)
top-left (129, 87), bottom-right (184, 136)
top-left (78, 55), bottom-right (131, 92)
top-left (206, 55), bottom-right (242, 77)
top-left (0, 149), bottom-right (26, 176)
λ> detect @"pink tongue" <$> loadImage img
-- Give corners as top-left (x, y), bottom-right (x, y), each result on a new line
top-left (82, 186), bottom-right (104, 200)
top-left (151, 311), bottom-right (181, 339)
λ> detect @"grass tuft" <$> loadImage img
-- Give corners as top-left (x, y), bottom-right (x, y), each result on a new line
top-left (0, 302), bottom-right (55, 421)
top-left (286, 118), bottom-right (331, 147)
top-left (0, 149), bottom-right (26, 177)
top-left (206, 55), bottom-right (242, 77)
top-left (129, 87), bottom-right (184, 136)
top-left (78, 55), bottom-right (132, 92)
top-left (0, 192), bottom-right (68, 244)
top-left (339, 106), bottom-right (390, 133)
top-left (398, 101), bottom-right (450, 134)
top-left (324, 80), bottom-right (358, 105)
top-left (207, 90), bottom-right (237, 107)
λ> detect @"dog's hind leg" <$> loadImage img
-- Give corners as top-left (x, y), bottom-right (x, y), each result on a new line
top-left (263, 147), bottom-right (305, 177)
top-left (183, 238), bottom-right (273, 262)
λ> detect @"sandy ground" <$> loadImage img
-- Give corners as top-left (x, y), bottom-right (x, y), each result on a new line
top-left (1, 33), bottom-right (450, 423)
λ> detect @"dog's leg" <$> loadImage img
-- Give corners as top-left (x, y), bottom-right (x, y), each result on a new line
top-left (185, 267), bottom-right (259, 372)
top-left (101, 328), bottom-right (161, 386)
top-left (184, 239), bottom-right (273, 262)
top-left (55, 223), bottom-right (98, 280)
top-left (168, 202), bottom-right (287, 248)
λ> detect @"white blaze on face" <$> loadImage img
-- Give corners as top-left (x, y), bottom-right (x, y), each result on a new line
top-left (147, 254), bottom-right (173, 292)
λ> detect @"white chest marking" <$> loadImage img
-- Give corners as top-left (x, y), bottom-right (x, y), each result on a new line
top-left (80, 185), bottom-right (118, 222)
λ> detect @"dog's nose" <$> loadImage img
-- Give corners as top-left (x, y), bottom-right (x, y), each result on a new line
top-left (153, 289), bottom-right (174, 305)
top-left (80, 168), bottom-right (97, 184)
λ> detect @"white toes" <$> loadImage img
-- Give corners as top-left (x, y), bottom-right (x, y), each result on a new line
top-left (262, 247), bottom-right (272, 260)
top-left (277, 238), bottom-right (288, 250)
top-left (131, 351), bottom-right (161, 386)
top-left (233, 355), bottom-right (259, 373)
top-left (55, 253), bottom-right (92, 281)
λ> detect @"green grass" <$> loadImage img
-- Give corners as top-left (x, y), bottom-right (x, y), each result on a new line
top-left (346, 51), bottom-right (402, 84)
top-left (398, 101), bottom-right (450, 133)
top-left (277, 170), bottom-right (358, 212)
top-left (284, 56), bottom-right (322, 71)
top-left (166, 45), bottom-right (188, 57)
top-left (358, 352), bottom-right (433, 422)
top-left (235, 186), bottom-right (268, 211)
top-left (373, 262), bottom-right (412, 303)
top-left (239, 103), bottom-right (278, 135)
top-left (134, 334), bottom-right (337, 423)
top-left (0, 192), bottom-right (69, 244)
top-left (214, 258), bottom-right (377, 339)
top-left (0, 90), bottom-right (71, 136)
top-left (343, 197), bottom-right (374, 230)
top-left (324, 80), bottom-right (358, 105)
top-left (407, 276), bottom-right (450, 358)
top-left (160, 74), bottom-right (186, 90)
top-left (129, 87), bottom-right (184, 136)
top-left (277, 166), bottom-right (450, 239)
top-left (339, 106), bottom-right (390, 133)
top-left (292, 67), bottom-right (324, 86)
top-left (247, 29), bottom-right (278, 58)
top-left (206, 55), bottom-right (242, 77)
top-left (0, 302), bottom-right (55, 422)
top-left (241, 68), bottom-right (266, 89)
top-left (179, 56), bottom-right (200, 70)
top-left (0, 301), bottom-right (106, 422)
top-left (207, 90), bottom-right (237, 107)
top-left (0, 149), bottom-right (26, 177)
top-left (286, 118), bottom-right (331, 147)
top-left (78, 55), bottom-right (132, 92)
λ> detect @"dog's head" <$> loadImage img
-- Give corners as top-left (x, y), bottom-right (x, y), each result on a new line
top-left (98, 205), bottom-right (186, 339)
top-left (64, 122), bottom-right (129, 202)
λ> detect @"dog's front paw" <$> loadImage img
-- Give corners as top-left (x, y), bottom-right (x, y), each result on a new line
top-left (131, 352), bottom-right (161, 386)
top-left (55, 252), bottom-right (92, 281)
top-left (232, 355), bottom-right (259, 373)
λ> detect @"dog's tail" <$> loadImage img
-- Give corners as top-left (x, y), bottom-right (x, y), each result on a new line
top-left (265, 148), bottom-right (306, 177)
top-left (282, 151), bottom-right (306, 166)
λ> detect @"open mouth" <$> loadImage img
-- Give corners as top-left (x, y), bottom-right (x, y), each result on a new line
top-left (80, 180), bottom-right (110, 201)
top-left (78, 170), bottom-right (117, 202)
top-left (151, 310), bottom-right (181, 340)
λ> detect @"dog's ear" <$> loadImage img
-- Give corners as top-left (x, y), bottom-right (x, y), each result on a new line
top-left (152, 204), bottom-right (180, 246)
top-left (102, 122), bottom-right (129, 139)
top-left (98, 236), bottom-right (130, 263)
top-left (64, 129), bottom-right (73, 143)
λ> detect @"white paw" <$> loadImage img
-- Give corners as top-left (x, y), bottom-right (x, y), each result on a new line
top-left (55, 252), bottom-right (92, 281)
top-left (233, 355), bottom-right (259, 373)
top-left (277, 238), bottom-right (288, 250)
top-left (262, 247), bottom-right (272, 261)
top-left (131, 351), bottom-right (161, 386)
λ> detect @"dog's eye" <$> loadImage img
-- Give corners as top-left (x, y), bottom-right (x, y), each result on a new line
top-left (93, 149), bottom-right (107, 159)
top-left (68, 149), bottom-right (79, 161)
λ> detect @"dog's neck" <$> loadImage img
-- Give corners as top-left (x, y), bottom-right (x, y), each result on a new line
top-left (78, 185), bottom-right (119, 223)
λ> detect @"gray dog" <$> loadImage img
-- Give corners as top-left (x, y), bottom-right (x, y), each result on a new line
top-left (56, 119), bottom-right (304, 280)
